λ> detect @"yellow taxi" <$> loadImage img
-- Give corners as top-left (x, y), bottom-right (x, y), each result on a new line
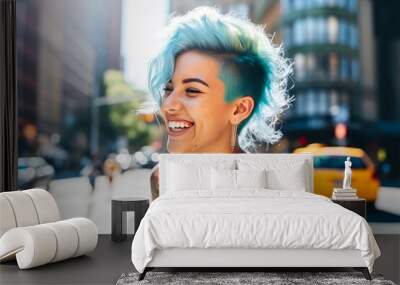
top-left (294, 144), bottom-right (380, 202)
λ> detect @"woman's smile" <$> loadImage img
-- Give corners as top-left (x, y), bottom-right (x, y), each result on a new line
top-left (166, 119), bottom-right (195, 139)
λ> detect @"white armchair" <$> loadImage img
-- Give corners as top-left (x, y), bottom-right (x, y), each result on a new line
top-left (0, 188), bottom-right (98, 269)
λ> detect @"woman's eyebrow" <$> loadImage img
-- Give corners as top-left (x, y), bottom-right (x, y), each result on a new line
top-left (182, 78), bottom-right (209, 87)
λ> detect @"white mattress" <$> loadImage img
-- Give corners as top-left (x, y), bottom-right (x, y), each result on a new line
top-left (131, 190), bottom-right (380, 273)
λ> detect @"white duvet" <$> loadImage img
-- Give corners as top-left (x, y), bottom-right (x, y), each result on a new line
top-left (131, 189), bottom-right (380, 273)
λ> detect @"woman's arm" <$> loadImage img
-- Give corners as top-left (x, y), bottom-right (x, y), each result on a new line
top-left (149, 163), bottom-right (160, 202)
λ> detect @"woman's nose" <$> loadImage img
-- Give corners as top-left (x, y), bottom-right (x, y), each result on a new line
top-left (161, 91), bottom-right (182, 113)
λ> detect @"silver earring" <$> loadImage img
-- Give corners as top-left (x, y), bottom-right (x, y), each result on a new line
top-left (231, 124), bottom-right (237, 152)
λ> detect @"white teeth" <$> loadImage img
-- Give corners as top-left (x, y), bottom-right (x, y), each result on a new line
top-left (168, 121), bottom-right (192, 129)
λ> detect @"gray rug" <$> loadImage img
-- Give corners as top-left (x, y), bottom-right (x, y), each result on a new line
top-left (116, 271), bottom-right (396, 285)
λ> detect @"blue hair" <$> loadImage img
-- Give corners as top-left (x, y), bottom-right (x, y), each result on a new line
top-left (147, 7), bottom-right (293, 152)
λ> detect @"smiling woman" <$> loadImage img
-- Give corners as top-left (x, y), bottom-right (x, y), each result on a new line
top-left (145, 6), bottom-right (293, 200)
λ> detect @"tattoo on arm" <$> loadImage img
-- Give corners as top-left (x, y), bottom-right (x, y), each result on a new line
top-left (150, 166), bottom-right (160, 202)
top-left (150, 177), bottom-right (159, 201)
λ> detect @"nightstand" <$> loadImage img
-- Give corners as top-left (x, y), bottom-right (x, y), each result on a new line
top-left (111, 197), bottom-right (149, 242)
top-left (332, 198), bottom-right (366, 219)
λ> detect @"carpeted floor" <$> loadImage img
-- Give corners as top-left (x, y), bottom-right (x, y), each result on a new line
top-left (116, 271), bottom-right (396, 285)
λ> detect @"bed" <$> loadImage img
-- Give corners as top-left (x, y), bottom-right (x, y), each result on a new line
top-left (131, 153), bottom-right (381, 280)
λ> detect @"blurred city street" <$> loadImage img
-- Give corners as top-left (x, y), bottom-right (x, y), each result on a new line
top-left (49, 169), bottom-right (152, 234)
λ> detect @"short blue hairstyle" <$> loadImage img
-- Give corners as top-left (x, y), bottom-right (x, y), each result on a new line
top-left (147, 6), bottom-right (293, 152)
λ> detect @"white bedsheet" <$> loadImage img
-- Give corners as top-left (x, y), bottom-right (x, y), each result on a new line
top-left (131, 189), bottom-right (380, 273)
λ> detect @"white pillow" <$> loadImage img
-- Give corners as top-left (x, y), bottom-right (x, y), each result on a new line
top-left (237, 159), bottom-right (308, 192)
top-left (167, 162), bottom-right (211, 191)
top-left (211, 168), bottom-right (236, 190)
top-left (211, 168), bottom-right (267, 190)
top-left (236, 169), bottom-right (267, 188)
top-left (266, 167), bottom-right (306, 191)
top-left (166, 159), bottom-right (236, 193)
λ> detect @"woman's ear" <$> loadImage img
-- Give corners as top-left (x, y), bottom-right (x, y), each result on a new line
top-left (230, 96), bottom-right (254, 124)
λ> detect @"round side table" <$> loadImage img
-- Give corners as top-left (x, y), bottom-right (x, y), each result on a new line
top-left (111, 197), bottom-right (149, 242)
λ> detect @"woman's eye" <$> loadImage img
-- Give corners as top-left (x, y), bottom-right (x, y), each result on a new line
top-left (186, 88), bottom-right (202, 96)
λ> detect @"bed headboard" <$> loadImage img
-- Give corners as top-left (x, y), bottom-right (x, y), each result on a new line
top-left (159, 153), bottom-right (314, 195)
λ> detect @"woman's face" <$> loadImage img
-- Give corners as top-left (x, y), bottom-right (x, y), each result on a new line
top-left (160, 50), bottom-right (234, 153)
